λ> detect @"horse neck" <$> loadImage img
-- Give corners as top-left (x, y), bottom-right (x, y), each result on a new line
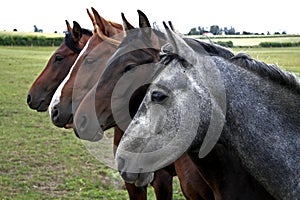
top-left (214, 56), bottom-right (300, 199)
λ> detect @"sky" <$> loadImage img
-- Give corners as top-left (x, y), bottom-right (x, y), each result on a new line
top-left (0, 0), bottom-right (299, 34)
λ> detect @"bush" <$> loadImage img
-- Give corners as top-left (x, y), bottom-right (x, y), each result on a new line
top-left (0, 34), bottom-right (63, 46)
top-left (259, 42), bottom-right (300, 47)
top-left (215, 41), bottom-right (233, 48)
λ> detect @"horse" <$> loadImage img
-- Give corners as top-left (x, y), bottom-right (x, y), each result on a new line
top-left (48, 7), bottom-right (152, 200)
top-left (115, 26), bottom-right (300, 199)
top-left (73, 18), bottom-right (276, 200)
top-left (49, 7), bottom-right (123, 129)
top-left (27, 19), bottom-right (92, 111)
top-left (72, 11), bottom-right (228, 200)
top-left (27, 8), bottom-right (147, 200)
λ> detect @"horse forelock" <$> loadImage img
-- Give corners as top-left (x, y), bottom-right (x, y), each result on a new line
top-left (230, 52), bottom-right (300, 94)
top-left (64, 29), bottom-right (92, 53)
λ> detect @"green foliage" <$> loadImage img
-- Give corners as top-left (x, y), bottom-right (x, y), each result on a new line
top-left (0, 46), bottom-right (186, 199)
top-left (259, 42), bottom-right (300, 47)
top-left (0, 32), bottom-right (63, 46)
top-left (189, 35), bottom-right (300, 47)
top-left (215, 41), bottom-right (233, 48)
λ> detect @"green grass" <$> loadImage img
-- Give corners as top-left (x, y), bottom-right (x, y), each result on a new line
top-left (188, 34), bottom-right (300, 47)
top-left (0, 45), bottom-right (299, 199)
top-left (0, 46), bottom-right (185, 199)
top-left (233, 47), bottom-right (300, 75)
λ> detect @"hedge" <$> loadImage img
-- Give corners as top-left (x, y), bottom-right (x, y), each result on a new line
top-left (259, 42), bottom-right (300, 47)
top-left (215, 41), bottom-right (233, 48)
top-left (0, 34), bottom-right (64, 46)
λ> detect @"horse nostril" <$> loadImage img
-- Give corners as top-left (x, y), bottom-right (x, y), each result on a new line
top-left (77, 115), bottom-right (88, 132)
top-left (51, 106), bottom-right (59, 122)
top-left (27, 94), bottom-right (32, 105)
top-left (117, 156), bottom-right (126, 172)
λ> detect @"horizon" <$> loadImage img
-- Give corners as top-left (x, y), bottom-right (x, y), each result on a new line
top-left (0, 0), bottom-right (299, 35)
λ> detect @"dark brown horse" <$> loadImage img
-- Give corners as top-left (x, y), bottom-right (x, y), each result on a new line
top-left (73, 11), bottom-right (215, 200)
top-left (48, 8), bottom-right (150, 200)
top-left (27, 19), bottom-right (92, 111)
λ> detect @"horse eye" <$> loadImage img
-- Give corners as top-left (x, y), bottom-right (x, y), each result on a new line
top-left (151, 91), bottom-right (168, 103)
top-left (54, 55), bottom-right (64, 62)
top-left (123, 64), bottom-right (137, 73)
top-left (85, 57), bottom-right (96, 65)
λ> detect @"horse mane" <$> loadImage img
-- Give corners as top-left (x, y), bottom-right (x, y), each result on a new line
top-left (82, 28), bottom-right (93, 36)
top-left (186, 39), bottom-right (300, 94)
top-left (108, 21), bottom-right (123, 30)
top-left (184, 38), bottom-right (234, 60)
top-left (230, 52), bottom-right (300, 94)
top-left (168, 37), bottom-right (300, 94)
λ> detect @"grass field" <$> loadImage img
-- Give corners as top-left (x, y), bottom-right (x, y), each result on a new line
top-left (188, 34), bottom-right (300, 47)
top-left (0, 46), bottom-right (183, 199)
top-left (0, 45), bottom-right (299, 199)
top-left (0, 31), bottom-right (64, 38)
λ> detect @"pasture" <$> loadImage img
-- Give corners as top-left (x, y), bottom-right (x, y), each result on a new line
top-left (189, 34), bottom-right (300, 47)
top-left (0, 45), bottom-right (299, 199)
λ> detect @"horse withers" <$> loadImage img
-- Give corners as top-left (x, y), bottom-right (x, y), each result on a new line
top-left (115, 27), bottom-right (300, 199)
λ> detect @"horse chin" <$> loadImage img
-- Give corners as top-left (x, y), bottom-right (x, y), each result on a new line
top-left (32, 99), bottom-right (48, 112)
top-left (134, 172), bottom-right (154, 187)
top-left (120, 172), bottom-right (154, 187)
top-left (73, 127), bottom-right (103, 142)
top-left (64, 123), bottom-right (73, 129)
top-left (84, 131), bottom-right (103, 142)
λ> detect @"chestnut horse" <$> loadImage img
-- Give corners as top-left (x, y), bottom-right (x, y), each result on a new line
top-left (73, 11), bottom-right (217, 200)
top-left (48, 8), bottom-right (150, 200)
top-left (27, 20), bottom-right (92, 111)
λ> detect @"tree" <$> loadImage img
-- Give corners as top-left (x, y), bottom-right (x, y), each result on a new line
top-left (210, 25), bottom-right (219, 35)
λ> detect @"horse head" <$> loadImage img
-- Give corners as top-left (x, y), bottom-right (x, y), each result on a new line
top-left (27, 20), bottom-right (92, 111)
top-left (49, 7), bottom-right (123, 131)
top-left (115, 26), bottom-right (227, 186)
top-left (73, 10), bottom-right (167, 140)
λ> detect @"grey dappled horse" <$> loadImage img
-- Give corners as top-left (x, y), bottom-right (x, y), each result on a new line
top-left (116, 29), bottom-right (300, 199)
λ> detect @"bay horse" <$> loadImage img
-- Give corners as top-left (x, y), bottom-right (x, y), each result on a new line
top-left (27, 8), bottom-right (147, 200)
top-left (73, 11), bottom-right (224, 200)
top-left (49, 7), bottom-right (123, 129)
top-left (27, 19), bottom-right (92, 111)
top-left (115, 26), bottom-right (300, 199)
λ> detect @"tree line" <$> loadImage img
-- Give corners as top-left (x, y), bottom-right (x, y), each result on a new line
top-left (187, 25), bottom-right (287, 35)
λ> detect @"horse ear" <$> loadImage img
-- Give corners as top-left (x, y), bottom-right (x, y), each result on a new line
top-left (137, 10), bottom-right (153, 40)
top-left (86, 8), bottom-right (95, 26)
top-left (92, 7), bottom-right (119, 36)
top-left (163, 21), bottom-right (198, 66)
top-left (121, 13), bottom-right (134, 31)
top-left (65, 20), bottom-right (72, 32)
top-left (137, 10), bottom-right (151, 28)
top-left (168, 21), bottom-right (175, 32)
top-left (91, 7), bottom-right (104, 32)
top-left (72, 21), bottom-right (83, 42)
